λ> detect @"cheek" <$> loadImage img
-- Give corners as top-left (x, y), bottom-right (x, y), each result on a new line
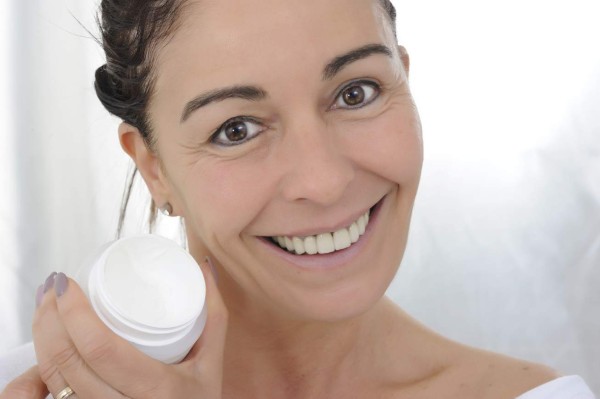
top-left (180, 158), bottom-right (274, 240)
top-left (344, 104), bottom-right (423, 185)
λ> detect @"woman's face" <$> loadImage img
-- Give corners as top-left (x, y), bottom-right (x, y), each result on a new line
top-left (144, 0), bottom-right (423, 322)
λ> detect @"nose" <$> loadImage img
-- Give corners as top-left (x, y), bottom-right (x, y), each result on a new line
top-left (278, 116), bottom-right (355, 206)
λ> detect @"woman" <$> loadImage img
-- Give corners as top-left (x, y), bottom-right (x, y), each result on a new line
top-left (0, 0), bottom-right (595, 398)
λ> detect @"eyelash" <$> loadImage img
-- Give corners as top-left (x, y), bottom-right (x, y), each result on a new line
top-left (210, 116), bottom-right (266, 147)
top-left (209, 80), bottom-right (382, 147)
top-left (332, 79), bottom-right (381, 110)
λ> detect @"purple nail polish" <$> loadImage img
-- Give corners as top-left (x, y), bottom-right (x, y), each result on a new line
top-left (35, 284), bottom-right (44, 308)
top-left (43, 272), bottom-right (57, 293)
top-left (54, 272), bottom-right (68, 297)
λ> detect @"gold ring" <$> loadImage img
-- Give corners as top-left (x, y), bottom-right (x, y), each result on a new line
top-left (55, 386), bottom-right (75, 399)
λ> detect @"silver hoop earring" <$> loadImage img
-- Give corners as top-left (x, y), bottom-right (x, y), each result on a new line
top-left (159, 203), bottom-right (173, 217)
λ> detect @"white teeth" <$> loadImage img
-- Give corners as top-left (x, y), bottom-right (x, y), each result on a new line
top-left (292, 237), bottom-right (305, 255)
top-left (333, 228), bottom-right (351, 251)
top-left (271, 209), bottom-right (371, 255)
top-left (349, 222), bottom-right (359, 243)
top-left (304, 236), bottom-right (317, 255)
top-left (357, 215), bottom-right (366, 235)
top-left (316, 233), bottom-right (335, 254)
top-left (284, 237), bottom-right (294, 252)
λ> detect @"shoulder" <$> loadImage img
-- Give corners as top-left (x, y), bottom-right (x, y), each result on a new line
top-left (451, 346), bottom-right (562, 399)
top-left (377, 303), bottom-right (564, 399)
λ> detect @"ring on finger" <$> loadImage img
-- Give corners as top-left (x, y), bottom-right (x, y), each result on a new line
top-left (55, 386), bottom-right (76, 399)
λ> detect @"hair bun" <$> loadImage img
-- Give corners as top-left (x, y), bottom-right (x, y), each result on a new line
top-left (94, 64), bottom-right (139, 127)
top-left (95, 64), bottom-right (120, 99)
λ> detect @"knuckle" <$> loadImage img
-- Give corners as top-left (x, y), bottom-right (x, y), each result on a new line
top-left (51, 345), bottom-right (82, 371)
top-left (37, 360), bottom-right (60, 384)
top-left (78, 335), bottom-right (116, 364)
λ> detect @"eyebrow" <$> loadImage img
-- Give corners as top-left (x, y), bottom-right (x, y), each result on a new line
top-left (181, 86), bottom-right (267, 122)
top-left (180, 43), bottom-right (393, 123)
top-left (322, 43), bottom-right (393, 80)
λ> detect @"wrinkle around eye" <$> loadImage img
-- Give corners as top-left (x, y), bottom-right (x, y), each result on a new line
top-left (176, 141), bottom-right (247, 169)
top-left (177, 126), bottom-right (275, 166)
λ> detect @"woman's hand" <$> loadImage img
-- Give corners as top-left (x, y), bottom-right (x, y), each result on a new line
top-left (0, 366), bottom-right (48, 399)
top-left (1, 258), bottom-right (228, 399)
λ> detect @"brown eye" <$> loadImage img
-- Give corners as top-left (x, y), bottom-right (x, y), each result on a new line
top-left (334, 81), bottom-right (380, 109)
top-left (212, 117), bottom-right (266, 147)
top-left (225, 121), bottom-right (248, 142)
top-left (342, 85), bottom-right (366, 106)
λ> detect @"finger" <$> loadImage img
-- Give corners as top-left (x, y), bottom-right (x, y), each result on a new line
top-left (0, 366), bottom-right (48, 399)
top-left (33, 273), bottom-right (122, 399)
top-left (33, 273), bottom-right (71, 397)
top-left (54, 273), bottom-right (168, 398)
top-left (181, 257), bottom-right (229, 370)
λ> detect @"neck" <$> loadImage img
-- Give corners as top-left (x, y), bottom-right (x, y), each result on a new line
top-left (218, 273), bottom-right (400, 399)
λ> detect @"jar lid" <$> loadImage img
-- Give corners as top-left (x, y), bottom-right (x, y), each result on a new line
top-left (98, 235), bottom-right (206, 330)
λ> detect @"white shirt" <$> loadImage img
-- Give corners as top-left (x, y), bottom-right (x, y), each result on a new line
top-left (0, 343), bottom-right (597, 398)
top-left (516, 375), bottom-right (596, 399)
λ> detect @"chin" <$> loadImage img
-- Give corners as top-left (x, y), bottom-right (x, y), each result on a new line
top-left (301, 288), bottom-right (388, 324)
top-left (271, 259), bottom-right (399, 324)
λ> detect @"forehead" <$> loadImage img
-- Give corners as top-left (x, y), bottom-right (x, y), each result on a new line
top-left (152, 0), bottom-right (394, 111)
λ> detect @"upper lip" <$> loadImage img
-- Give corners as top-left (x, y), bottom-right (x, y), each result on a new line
top-left (266, 197), bottom-right (382, 238)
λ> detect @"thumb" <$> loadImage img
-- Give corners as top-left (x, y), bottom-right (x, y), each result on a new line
top-left (182, 256), bottom-right (229, 369)
top-left (0, 366), bottom-right (49, 399)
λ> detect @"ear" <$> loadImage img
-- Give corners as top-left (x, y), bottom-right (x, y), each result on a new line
top-left (118, 122), bottom-right (171, 212)
top-left (398, 45), bottom-right (410, 78)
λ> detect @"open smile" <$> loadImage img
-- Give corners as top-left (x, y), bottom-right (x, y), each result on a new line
top-left (270, 208), bottom-right (371, 255)
top-left (258, 193), bottom-right (388, 269)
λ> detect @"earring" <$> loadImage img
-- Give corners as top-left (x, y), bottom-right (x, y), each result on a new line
top-left (159, 202), bottom-right (173, 217)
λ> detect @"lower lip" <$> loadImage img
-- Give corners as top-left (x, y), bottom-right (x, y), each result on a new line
top-left (257, 194), bottom-right (387, 270)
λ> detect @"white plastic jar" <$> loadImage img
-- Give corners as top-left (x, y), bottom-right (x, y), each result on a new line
top-left (77, 235), bottom-right (207, 364)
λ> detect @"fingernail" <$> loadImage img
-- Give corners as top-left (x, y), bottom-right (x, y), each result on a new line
top-left (43, 272), bottom-right (57, 293)
top-left (54, 272), bottom-right (68, 298)
top-left (205, 256), bottom-right (219, 283)
top-left (35, 284), bottom-right (44, 308)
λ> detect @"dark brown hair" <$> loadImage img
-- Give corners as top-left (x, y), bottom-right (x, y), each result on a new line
top-left (94, 0), bottom-right (398, 236)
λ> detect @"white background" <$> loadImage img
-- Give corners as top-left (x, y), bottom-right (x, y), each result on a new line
top-left (0, 0), bottom-right (598, 392)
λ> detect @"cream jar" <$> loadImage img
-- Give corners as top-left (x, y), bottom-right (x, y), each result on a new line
top-left (77, 235), bottom-right (207, 364)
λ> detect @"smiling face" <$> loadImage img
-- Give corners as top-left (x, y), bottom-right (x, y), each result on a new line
top-left (123, 0), bottom-right (423, 323)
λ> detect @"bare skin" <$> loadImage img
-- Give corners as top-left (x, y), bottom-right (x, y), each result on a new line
top-left (219, 295), bottom-right (559, 398)
top-left (0, 0), bottom-right (560, 398)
